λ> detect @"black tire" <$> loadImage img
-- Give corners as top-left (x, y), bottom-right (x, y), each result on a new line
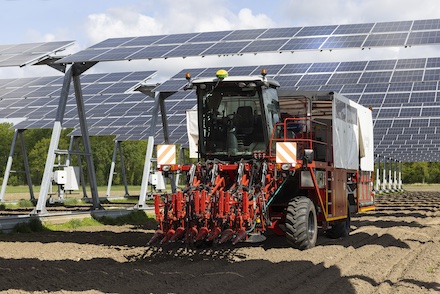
top-left (326, 208), bottom-right (351, 239)
top-left (285, 196), bottom-right (318, 250)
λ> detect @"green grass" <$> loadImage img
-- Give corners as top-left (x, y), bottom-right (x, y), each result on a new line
top-left (44, 217), bottom-right (102, 230)
top-left (8, 210), bottom-right (158, 234)
top-left (13, 218), bottom-right (45, 233)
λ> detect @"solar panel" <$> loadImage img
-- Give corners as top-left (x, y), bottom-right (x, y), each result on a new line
top-left (58, 19), bottom-right (440, 64)
top-left (3, 71), bottom-right (156, 131)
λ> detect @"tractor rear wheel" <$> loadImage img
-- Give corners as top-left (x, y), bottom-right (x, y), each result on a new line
top-left (285, 196), bottom-right (317, 250)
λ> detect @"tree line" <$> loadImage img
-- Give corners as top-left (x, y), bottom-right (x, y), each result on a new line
top-left (0, 123), bottom-right (148, 186)
top-left (1, 122), bottom-right (439, 186)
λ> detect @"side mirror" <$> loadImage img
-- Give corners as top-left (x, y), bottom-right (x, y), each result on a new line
top-left (303, 149), bottom-right (314, 165)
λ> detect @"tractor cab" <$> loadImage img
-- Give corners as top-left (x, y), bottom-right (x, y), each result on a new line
top-left (189, 70), bottom-right (280, 161)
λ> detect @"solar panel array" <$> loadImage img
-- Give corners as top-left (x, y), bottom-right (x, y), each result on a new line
top-left (0, 71), bottom-right (156, 130)
top-left (0, 41), bottom-right (74, 67)
top-left (57, 19), bottom-right (440, 64)
top-left (150, 58), bottom-right (440, 162)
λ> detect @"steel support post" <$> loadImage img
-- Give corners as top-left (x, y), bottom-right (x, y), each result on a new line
top-left (398, 161), bottom-right (402, 190)
top-left (19, 131), bottom-right (34, 200)
top-left (118, 141), bottom-right (129, 196)
top-left (387, 157), bottom-right (393, 191)
top-left (375, 155), bottom-right (381, 192)
top-left (136, 136), bottom-right (155, 209)
top-left (72, 69), bottom-right (101, 210)
top-left (74, 137), bottom-right (88, 198)
top-left (66, 136), bottom-right (74, 166)
top-left (34, 66), bottom-right (73, 214)
top-left (106, 141), bottom-right (118, 197)
top-left (393, 160), bottom-right (397, 191)
top-left (382, 156), bottom-right (387, 191)
top-left (0, 129), bottom-right (19, 202)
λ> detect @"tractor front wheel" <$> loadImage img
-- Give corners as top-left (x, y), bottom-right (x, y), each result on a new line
top-left (285, 196), bottom-right (317, 250)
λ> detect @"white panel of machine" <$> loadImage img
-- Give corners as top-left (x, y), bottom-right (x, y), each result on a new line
top-left (332, 93), bottom-right (359, 170)
top-left (357, 106), bottom-right (375, 171)
top-left (64, 166), bottom-right (80, 190)
top-left (186, 109), bottom-right (198, 158)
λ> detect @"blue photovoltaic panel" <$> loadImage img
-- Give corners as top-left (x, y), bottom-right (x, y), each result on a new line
top-left (227, 66), bottom-right (256, 76)
top-left (391, 70), bottom-right (424, 83)
top-left (395, 58), bottom-right (426, 69)
top-left (154, 33), bottom-right (199, 44)
top-left (97, 47), bottom-right (143, 61)
top-left (0, 41), bottom-right (74, 67)
top-left (278, 63), bottom-right (311, 74)
top-left (297, 74), bottom-right (331, 86)
top-left (336, 61), bottom-right (367, 72)
top-left (333, 23), bottom-right (374, 34)
top-left (240, 39), bottom-right (288, 53)
top-left (388, 82), bottom-right (413, 92)
top-left (407, 31), bottom-right (440, 45)
top-left (363, 33), bottom-right (408, 47)
top-left (321, 35), bottom-right (367, 49)
top-left (327, 72), bottom-right (361, 85)
top-left (412, 19), bottom-right (440, 30)
top-left (366, 59), bottom-right (397, 70)
top-left (423, 69), bottom-right (440, 81)
top-left (188, 31), bottom-right (232, 42)
top-left (202, 41), bottom-right (251, 55)
top-left (89, 37), bottom-right (134, 49)
top-left (223, 29), bottom-right (266, 40)
top-left (57, 18), bottom-right (440, 65)
top-left (280, 37), bottom-right (328, 50)
top-left (258, 27), bottom-right (301, 38)
top-left (308, 62), bottom-right (339, 73)
top-left (372, 20), bottom-right (412, 32)
top-left (163, 43), bottom-right (213, 58)
top-left (153, 80), bottom-right (188, 92)
top-left (296, 25), bottom-right (337, 36)
top-left (359, 71), bottom-right (392, 84)
top-left (124, 45), bottom-right (176, 59)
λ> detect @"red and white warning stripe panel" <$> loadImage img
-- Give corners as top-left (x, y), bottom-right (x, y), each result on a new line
top-left (157, 144), bottom-right (176, 165)
top-left (276, 142), bottom-right (297, 164)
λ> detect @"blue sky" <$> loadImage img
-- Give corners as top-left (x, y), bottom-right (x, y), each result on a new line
top-left (1, 0), bottom-right (440, 81)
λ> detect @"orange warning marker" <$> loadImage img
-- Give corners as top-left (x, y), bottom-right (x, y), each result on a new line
top-left (157, 144), bottom-right (176, 165)
top-left (276, 142), bottom-right (297, 164)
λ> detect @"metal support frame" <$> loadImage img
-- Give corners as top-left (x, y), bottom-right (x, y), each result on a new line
top-left (387, 157), bottom-right (393, 191)
top-left (34, 62), bottom-right (100, 214)
top-left (398, 161), bottom-right (403, 190)
top-left (34, 67), bottom-right (73, 214)
top-left (375, 154), bottom-right (381, 192)
top-left (381, 156), bottom-right (387, 192)
top-left (393, 159), bottom-right (398, 191)
top-left (73, 136), bottom-right (88, 198)
top-left (106, 140), bottom-right (129, 198)
top-left (72, 68), bottom-right (101, 210)
top-left (1, 129), bottom-right (35, 202)
top-left (1, 130), bottom-right (18, 202)
top-left (136, 136), bottom-right (155, 209)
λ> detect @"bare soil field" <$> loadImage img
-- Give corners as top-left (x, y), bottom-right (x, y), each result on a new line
top-left (0, 191), bottom-right (439, 294)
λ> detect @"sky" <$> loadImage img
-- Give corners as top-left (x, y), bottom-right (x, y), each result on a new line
top-left (1, 0), bottom-right (440, 83)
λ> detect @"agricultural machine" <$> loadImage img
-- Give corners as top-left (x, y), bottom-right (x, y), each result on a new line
top-left (149, 69), bottom-right (375, 249)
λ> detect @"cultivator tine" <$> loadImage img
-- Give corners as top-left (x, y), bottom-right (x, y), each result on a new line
top-left (218, 228), bottom-right (235, 244)
top-left (160, 229), bottom-right (175, 244)
top-left (195, 227), bottom-right (209, 241)
top-left (148, 230), bottom-right (164, 245)
top-left (206, 227), bottom-right (222, 242)
top-left (169, 227), bottom-right (185, 243)
top-left (232, 228), bottom-right (247, 245)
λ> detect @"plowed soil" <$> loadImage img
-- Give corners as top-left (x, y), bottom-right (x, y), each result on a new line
top-left (0, 191), bottom-right (439, 294)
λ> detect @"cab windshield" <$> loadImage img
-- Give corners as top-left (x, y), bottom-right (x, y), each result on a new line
top-left (198, 82), bottom-right (278, 160)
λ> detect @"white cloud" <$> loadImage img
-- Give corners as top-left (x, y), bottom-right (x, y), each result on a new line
top-left (86, 8), bottom-right (164, 43)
